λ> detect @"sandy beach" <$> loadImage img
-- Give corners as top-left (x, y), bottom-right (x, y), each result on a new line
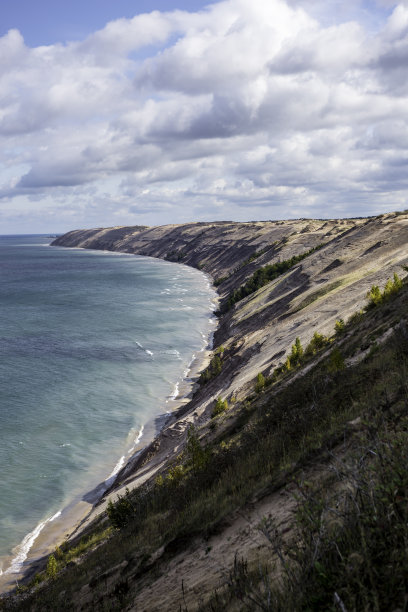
top-left (0, 311), bottom-right (216, 594)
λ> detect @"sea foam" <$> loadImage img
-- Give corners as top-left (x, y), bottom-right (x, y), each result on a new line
top-left (5, 511), bottom-right (62, 575)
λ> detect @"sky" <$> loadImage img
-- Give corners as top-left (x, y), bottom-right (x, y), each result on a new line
top-left (0, 0), bottom-right (408, 233)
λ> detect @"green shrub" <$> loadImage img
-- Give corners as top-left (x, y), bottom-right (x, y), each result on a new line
top-left (107, 488), bottom-right (134, 529)
top-left (255, 372), bottom-right (266, 393)
top-left (283, 425), bottom-right (408, 611)
top-left (305, 332), bottom-right (329, 355)
top-left (155, 474), bottom-right (164, 486)
top-left (366, 273), bottom-right (403, 309)
top-left (366, 284), bottom-right (382, 308)
top-left (220, 244), bottom-right (326, 313)
top-left (46, 554), bottom-right (57, 580)
top-left (290, 337), bottom-right (304, 366)
top-left (199, 353), bottom-right (223, 384)
top-left (334, 319), bottom-right (345, 335)
top-left (166, 464), bottom-right (185, 486)
top-left (348, 309), bottom-right (364, 325)
top-left (186, 425), bottom-right (210, 472)
top-left (212, 397), bottom-right (228, 418)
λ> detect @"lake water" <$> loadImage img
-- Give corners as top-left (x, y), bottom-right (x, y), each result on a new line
top-left (0, 235), bottom-right (216, 579)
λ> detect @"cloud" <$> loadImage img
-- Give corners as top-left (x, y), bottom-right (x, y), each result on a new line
top-left (0, 0), bottom-right (408, 231)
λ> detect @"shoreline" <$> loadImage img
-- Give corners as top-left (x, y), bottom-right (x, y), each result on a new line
top-left (0, 248), bottom-right (218, 594)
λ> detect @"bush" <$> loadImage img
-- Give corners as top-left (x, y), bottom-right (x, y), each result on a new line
top-left (255, 372), bottom-right (266, 393)
top-left (305, 332), bottom-right (329, 355)
top-left (283, 425), bottom-right (408, 611)
top-left (288, 337), bottom-right (303, 368)
top-left (186, 425), bottom-right (210, 472)
top-left (366, 273), bottom-right (403, 309)
top-left (107, 488), bottom-right (134, 529)
top-left (46, 554), bottom-right (57, 580)
top-left (199, 354), bottom-right (223, 384)
top-left (366, 284), bottom-right (382, 308)
top-left (166, 464), bottom-right (185, 486)
top-left (221, 244), bottom-right (326, 313)
top-left (212, 397), bottom-right (228, 418)
top-left (334, 319), bottom-right (345, 335)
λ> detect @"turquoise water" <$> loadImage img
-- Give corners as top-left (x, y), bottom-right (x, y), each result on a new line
top-left (0, 235), bottom-right (216, 576)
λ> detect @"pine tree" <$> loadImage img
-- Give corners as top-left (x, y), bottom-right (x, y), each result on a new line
top-left (290, 337), bottom-right (304, 366)
top-left (255, 372), bottom-right (265, 393)
top-left (46, 554), bottom-right (57, 580)
top-left (334, 319), bottom-right (345, 335)
top-left (366, 285), bottom-right (382, 307)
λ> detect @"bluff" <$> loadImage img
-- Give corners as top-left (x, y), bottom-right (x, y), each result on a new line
top-left (5, 211), bottom-right (408, 610)
top-left (52, 214), bottom-right (407, 399)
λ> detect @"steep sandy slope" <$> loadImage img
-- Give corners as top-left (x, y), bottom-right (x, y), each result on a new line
top-left (51, 213), bottom-right (408, 490)
top-left (8, 212), bottom-right (406, 610)
top-left (54, 214), bottom-right (407, 407)
top-left (52, 218), bottom-right (361, 281)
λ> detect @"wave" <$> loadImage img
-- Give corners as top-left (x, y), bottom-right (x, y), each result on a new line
top-left (168, 381), bottom-right (179, 401)
top-left (4, 511), bottom-right (62, 575)
top-left (104, 425), bottom-right (145, 487)
top-left (128, 425), bottom-right (145, 454)
top-left (136, 342), bottom-right (153, 357)
top-left (106, 456), bottom-right (126, 481)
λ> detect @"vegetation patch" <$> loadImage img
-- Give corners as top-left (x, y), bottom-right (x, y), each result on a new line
top-left (5, 266), bottom-right (408, 612)
top-left (199, 347), bottom-right (225, 385)
top-left (365, 272), bottom-right (403, 309)
top-left (212, 397), bottom-right (229, 418)
top-left (203, 406), bottom-right (408, 611)
top-left (219, 243), bottom-right (326, 314)
top-left (293, 279), bottom-right (344, 312)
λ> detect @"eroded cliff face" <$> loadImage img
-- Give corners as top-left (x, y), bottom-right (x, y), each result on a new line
top-left (31, 212), bottom-right (407, 610)
top-left (52, 218), bottom-right (359, 281)
top-left (52, 213), bottom-right (408, 410)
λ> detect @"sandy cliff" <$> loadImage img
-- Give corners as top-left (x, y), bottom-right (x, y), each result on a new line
top-left (11, 212), bottom-right (407, 610)
top-left (53, 213), bottom-right (408, 408)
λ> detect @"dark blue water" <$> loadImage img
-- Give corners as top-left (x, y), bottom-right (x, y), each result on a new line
top-left (0, 235), bottom-right (216, 576)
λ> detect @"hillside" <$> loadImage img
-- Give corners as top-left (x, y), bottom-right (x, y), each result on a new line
top-left (3, 211), bottom-right (408, 611)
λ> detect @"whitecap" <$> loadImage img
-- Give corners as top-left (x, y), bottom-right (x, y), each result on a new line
top-left (5, 511), bottom-right (62, 575)
top-left (128, 425), bottom-right (145, 454)
top-left (169, 381), bottom-right (179, 401)
top-left (106, 456), bottom-right (126, 481)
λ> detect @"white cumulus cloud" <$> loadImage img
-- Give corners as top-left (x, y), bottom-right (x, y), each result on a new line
top-left (0, 0), bottom-right (407, 232)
